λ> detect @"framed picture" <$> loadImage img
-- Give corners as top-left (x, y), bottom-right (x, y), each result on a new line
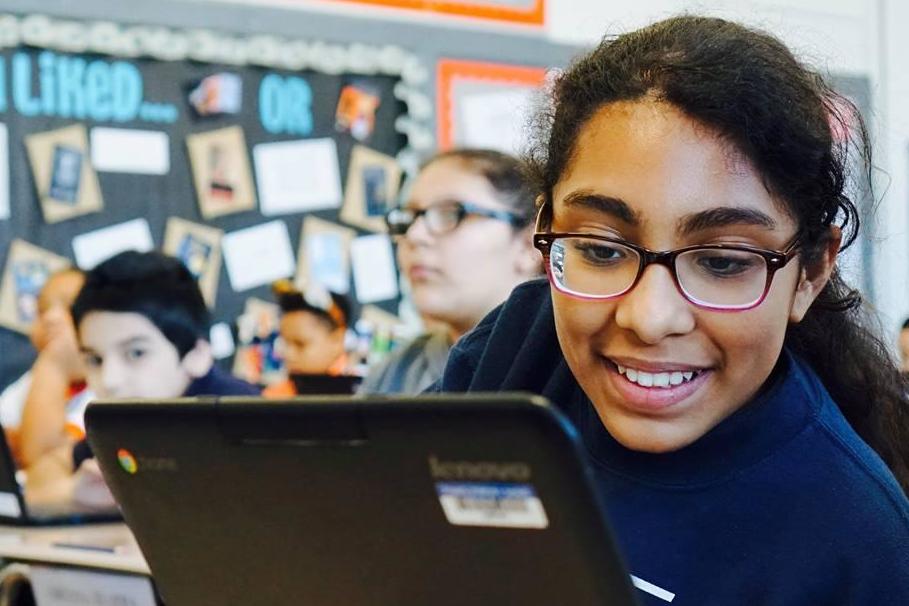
top-left (163, 217), bottom-right (224, 307)
top-left (340, 145), bottom-right (401, 233)
top-left (0, 240), bottom-right (71, 334)
top-left (187, 126), bottom-right (257, 219)
top-left (25, 124), bottom-right (104, 224)
top-left (295, 217), bottom-right (356, 295)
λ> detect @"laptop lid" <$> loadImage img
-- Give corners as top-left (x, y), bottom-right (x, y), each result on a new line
top-left (87, 395), bottom-right (638, 606)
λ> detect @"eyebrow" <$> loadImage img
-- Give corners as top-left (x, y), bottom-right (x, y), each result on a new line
top-left (560, 191), bottom-right (640, 225)
top-left (677, 207), bottom-right (777, 236)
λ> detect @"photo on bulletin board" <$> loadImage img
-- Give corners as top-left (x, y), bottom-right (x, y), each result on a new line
top-left (232, 297), bottom-right (282, 385)
top-left (340, 145), bottom-right (402, 233)
top-left (187, 126), bottom-right (257, 220)
top-left (436, 59), bottom-right (548, 155)
top-left (24, 124), bottom-right (104, 224)
top-left (296, 216), bottom-right (356, 295)
top-left (163, 217), bottom-right (224, 307)
top-left (0, 239), bottom-right (71, 335)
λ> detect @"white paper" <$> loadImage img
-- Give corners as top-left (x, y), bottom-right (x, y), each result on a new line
top-left (350, 234), bottom-right (398, 303)
top-left (459, 88), bottom-right (536, 155)
top-left (90, 127), bottom-right (170, 175)
top-left (209, 322), bottom-right (236, 360)
top-left (222, 220), bottom-right (295, 291)
top-left (30, 565), bottom-right (157, 606)
top-left (72, 218), bottom-right (155, 269)
top-left (0, 123), bottom-right (8, 219)
top-left (253, 138), bottom-right (342, 216)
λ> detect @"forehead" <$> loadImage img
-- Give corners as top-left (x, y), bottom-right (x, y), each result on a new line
top-left (409, 158), bottom-right (499, 207)
top-left (553, 100), bottom-right (792, 227)
top-left (281, 310), bottom-right (330, 334)
top-left (78, 311), bottom-right (172, 349)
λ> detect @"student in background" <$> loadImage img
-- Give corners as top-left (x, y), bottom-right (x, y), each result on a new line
top-left (434, 17), bottom-right (909, 602)
top-left (359, 149), bottom-right (540, 394)
top-left (0, 268), bottom-right (89, 467)
top-left (263, 280), bottom-right (352, 397)
top-left (26, 251), bottom-right (258, 507)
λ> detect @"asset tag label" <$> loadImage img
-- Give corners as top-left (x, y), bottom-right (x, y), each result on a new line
top-left (436, 482), bottom-right (549, 529)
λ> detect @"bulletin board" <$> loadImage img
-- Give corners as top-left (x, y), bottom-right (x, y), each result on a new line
top-left (0, 2), bottom-right (581, 389)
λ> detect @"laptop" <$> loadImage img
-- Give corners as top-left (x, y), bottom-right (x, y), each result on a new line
top-left (0, 424), bottom-right (121, 526)
top-left (86, 394), bottom-right (639, 605)
top-left (289, 372), bottom-right (361, 395)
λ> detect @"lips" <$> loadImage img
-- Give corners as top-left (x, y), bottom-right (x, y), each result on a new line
top-left (602, 356), bottom-right (712, 412)
top-left (407, 265), bottom-right (439, 281)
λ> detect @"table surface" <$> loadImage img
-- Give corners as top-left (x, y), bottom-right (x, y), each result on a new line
top-left (0, 523), bottom-right (150, 575)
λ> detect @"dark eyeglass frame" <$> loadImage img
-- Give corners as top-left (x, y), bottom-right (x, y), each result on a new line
top-left (531, 205), bottom-right (803, 312)
top-left (385, 200), bottom-right (526, 236)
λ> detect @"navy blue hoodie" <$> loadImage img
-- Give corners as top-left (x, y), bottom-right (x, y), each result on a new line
top-left (435, 279), bottom-right (909, 605)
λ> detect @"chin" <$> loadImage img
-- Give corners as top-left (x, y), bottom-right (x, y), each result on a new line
top-left (603, 417), bottom-right (701, 454)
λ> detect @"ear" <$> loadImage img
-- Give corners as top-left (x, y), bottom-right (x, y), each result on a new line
top-left (789, 226), bottom-right (841, 323)
top-left (180, 339), bottom-right (214, 379)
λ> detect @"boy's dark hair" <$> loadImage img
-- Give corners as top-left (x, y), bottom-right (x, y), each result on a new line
top-left (902, 318), bottom-right (909, 331)
top-left (71, 251), bottom-right (209, 357)
top-left (273, 280), bottom-right (350, 331)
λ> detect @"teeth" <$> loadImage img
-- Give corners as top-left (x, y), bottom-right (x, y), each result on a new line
top-left (614, 363), bottom-right (700, 389)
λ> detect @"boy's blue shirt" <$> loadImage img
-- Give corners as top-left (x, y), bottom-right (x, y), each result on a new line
top-left (435, 278), bottom-right (909, 605)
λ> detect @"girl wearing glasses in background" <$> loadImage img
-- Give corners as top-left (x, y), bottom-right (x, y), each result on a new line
top-left (359, 149), bottom-right (540, 394)
top-left (435, 16), bottom-right (909, 604)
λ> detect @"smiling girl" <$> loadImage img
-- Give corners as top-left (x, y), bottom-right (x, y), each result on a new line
top-left (435, 16), bottom-right (909, 604)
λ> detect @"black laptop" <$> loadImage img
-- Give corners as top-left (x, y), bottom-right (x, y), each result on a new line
top-left (86, 395), bottom-right (638, 605)
top-left (289, 372), bottom-right (361, 395)
top-left (0, 423), bottom-right (121, 525)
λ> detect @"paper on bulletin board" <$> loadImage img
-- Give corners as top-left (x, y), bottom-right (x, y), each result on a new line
top-left (91, 127), bottom-right (170, 175)
top-left (0, 240), bottom-right (71, 335)
top-left (459, 88), bottom-right (537, 155)
top-left (222, 220), bottom-right (295, 291)
top-left (296, 217), bottom-right (355, 295)
top-left (71, 218), bottom-right (155, 270)
top-left (25, 123), bottom-right (104, 224)
top-left (328, 0), bottom-right (545, 26)
top-left (253, 138), bottom-right (343, 216)
top-left (163, 217), bottom-right (223, 307)
top-left (30, 565), bottom-right (157, 606)
top-left (350, 234), bottom-right (398, 303)
top-left (187, 126), bottom-right (257, 220)
top-left (209, 322), bottom-right (236, 360)
top-left (436, 59), bottom-right (547, 153)
top-left (0, 123), bottom-right (9, 220)
top-left (340, 145), bottom-right (401, 232)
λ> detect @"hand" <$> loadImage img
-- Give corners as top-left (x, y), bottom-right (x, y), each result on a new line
top-left (72, 459), bottom-right (117, 510)
top-left (38, 314), bottom-right (85, 383)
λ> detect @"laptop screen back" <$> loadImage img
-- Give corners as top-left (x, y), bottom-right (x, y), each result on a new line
top-left (87, 395), bottom-right (638, 606)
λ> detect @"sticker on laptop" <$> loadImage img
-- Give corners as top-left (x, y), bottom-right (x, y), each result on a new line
top-left (435, 482), bottom-right (549, 529)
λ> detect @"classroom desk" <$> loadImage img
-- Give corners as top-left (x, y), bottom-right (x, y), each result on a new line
top-left (0, 523), bottom-right (149, 575)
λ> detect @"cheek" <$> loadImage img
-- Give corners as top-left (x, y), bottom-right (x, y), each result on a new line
top-left (552, 293), bottom-right (613, 356)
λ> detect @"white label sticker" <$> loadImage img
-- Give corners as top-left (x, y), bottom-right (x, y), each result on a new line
top-left (0, 491), bottom-right (22, 517)
top-left (30, 566), bottom-right (157, 606)
top-left (436, 482), bottom-right (549, 529)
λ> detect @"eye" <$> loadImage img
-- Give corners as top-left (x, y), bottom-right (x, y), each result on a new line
top-left (125, 348), bottom-right (147, 362)
top-left (692, 251), bottom-right (761, 278)
top-left (83, 353), bottom-right (102, 368)
top-left (572, 240), bottom-right (631, 266)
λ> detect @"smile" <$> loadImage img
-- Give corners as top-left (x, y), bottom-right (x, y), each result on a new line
top-left (615, 364), bottom-right (700, 389)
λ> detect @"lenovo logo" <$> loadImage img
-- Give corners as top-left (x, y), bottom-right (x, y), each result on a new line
top-left (429, 455), bottom-right (531, 482)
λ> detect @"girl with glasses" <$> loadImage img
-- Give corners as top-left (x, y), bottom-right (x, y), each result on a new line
top-left (360, 149), bottom-right (540, 394)
top-left (434, 16), bottom-right (909, 604)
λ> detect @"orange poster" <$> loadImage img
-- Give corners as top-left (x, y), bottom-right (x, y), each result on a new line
top-left (331, 0), bottom-right (544, 26)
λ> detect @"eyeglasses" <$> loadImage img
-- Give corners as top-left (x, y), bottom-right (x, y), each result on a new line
top-left (385, 200), bottom-right (525, 237)
top-left (532, 211), bottom-right (802, 312)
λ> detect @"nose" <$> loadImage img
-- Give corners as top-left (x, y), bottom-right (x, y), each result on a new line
top-left (614, 265), bottom-right (695, 344)
top-left (99, 357), bottom-right (126, 398)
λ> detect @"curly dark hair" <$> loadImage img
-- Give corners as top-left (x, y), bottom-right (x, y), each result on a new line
top-left (526, 15), bottom-right (909, 492)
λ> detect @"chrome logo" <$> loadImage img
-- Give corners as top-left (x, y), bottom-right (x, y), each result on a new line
top-left (117, 449), bottom-right (138, 474)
